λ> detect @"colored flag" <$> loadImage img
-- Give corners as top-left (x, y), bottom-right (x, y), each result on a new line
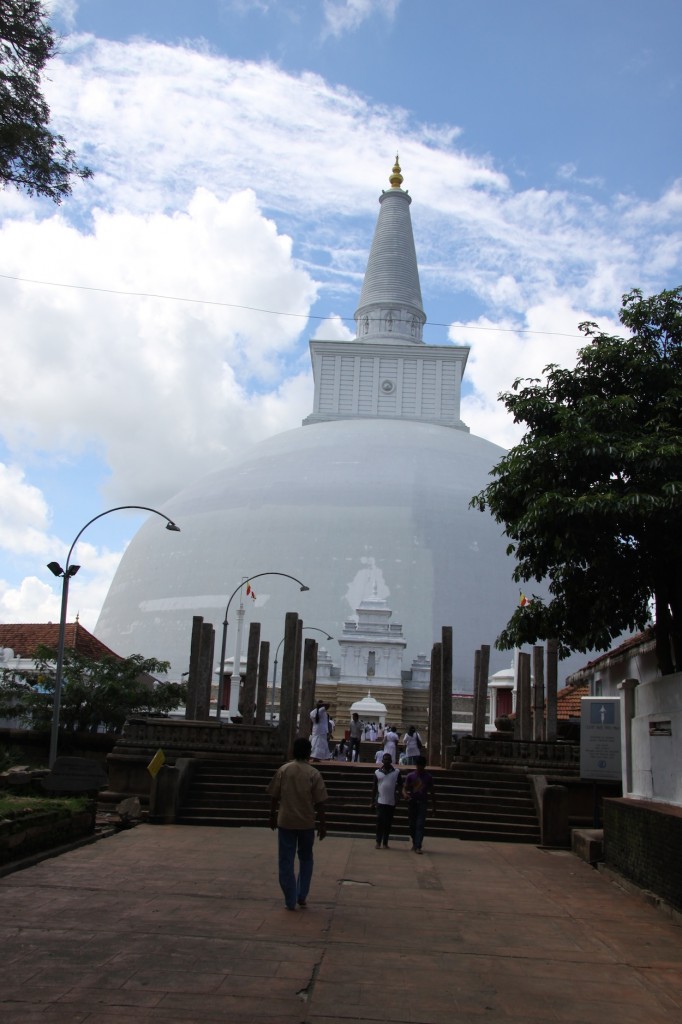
top-left (246, 583), bottom-right (256, 600)
top-left (519, 592), bottom-right (529, 607)
top-left (147, 749), bottom-right (165, 778)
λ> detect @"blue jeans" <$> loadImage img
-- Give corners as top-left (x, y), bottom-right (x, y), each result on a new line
top-left (277, 828), bottom-right (315, 908)
top-left (408, 801), bottom-right (428, 850)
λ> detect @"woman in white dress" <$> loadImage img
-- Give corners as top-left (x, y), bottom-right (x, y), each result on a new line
top-left (309, 701), bottom-right (332, 761)
top-left (383, 725), bottom-right (399, 764)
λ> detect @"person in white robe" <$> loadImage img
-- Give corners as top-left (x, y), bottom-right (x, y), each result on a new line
top-left (309, 701), bottom-right (332, 761)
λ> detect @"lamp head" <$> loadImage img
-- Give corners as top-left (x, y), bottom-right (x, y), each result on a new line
top-left (47, 561), bottom-right (64, 577)
top-left (67, 564), bottom-right (80, 577)
top-left (300, 584), bottom-right (310, 592)
top-left (165, 521), bottom-right (181, 532)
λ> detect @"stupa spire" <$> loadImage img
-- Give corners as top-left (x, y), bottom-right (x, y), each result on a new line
top-left (389, 154), bottom-right (403, 188)
top-left (354, 157), bottom-right (426, 344)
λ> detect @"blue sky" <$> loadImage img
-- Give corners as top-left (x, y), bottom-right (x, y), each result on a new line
top-left (0, 0), bottom-right (680, 637)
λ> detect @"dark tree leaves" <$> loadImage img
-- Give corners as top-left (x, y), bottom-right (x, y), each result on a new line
top-left (0, 645), bottom-right (187, 733)
top-left (471, 287), bottom-right (682, 675)
top-left (0, 0), bottom-right (91, 201)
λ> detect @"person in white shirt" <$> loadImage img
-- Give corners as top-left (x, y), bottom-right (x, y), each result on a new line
top-left (402, 725), bottom-right (423, 765)
top-left (383, 725), bottom-right (399, 764)
top-left (370, 752), bottom-right (402, 849)
top-left (309, 701), bottom-right (332, 761)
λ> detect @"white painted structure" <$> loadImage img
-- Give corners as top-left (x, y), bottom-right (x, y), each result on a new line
top-left (95, 158), bottom-right (591, 690)
top-left (338, 581), bottom-right (406, 690)
top-left (350, 692), bottom-right (387, 727)
top-left (567, 633), bottom-right (681, 807)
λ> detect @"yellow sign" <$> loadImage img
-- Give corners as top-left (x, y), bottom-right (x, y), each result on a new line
top-left (147, 749), bottom-right (166, 778)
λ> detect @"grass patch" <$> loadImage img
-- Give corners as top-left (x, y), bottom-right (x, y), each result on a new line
top-left (0, 794), bottom-right (90, 820)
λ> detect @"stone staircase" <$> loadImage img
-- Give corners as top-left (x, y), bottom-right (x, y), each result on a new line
top-left (176, 759), bottom-right (541, 843)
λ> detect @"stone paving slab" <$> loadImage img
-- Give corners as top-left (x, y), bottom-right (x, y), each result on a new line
top-left (0, 825), bottom-right (681, 1023)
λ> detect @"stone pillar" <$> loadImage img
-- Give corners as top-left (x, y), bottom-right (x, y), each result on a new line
top-left (545, 639), bottom-right (559, 742)
top-left (439, 627), bottom-right (453, 766)
top-left (241, 622), bottom-right (261, 724)
top-left (517, 652), bottom-right (532, 741)
top-left (255, 640), bottom-right (270, 725)
top-left (472, 648), bottom-right (481, 730)
top-left (195, 621), bottom-right (214, 721)
top-left (473, 644), bottom-right (490, 738)
top-left (185, 615), bottom-right (204, 720)
top-left (428, 641), bottom-right (442, 765)
top-left (298, 638), bottom-right (318, 735)
top-left (532, 645), bottom-right (545, 741)
top-left (617, 678), bottom-right (639, 795)
top-left (278, 612), bottom-right (300, 757)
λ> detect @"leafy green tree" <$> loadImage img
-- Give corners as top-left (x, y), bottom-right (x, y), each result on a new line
top-left (471, 287), bottom-right (682, 675)
top-left (0, 0), bottom-right (91, 201)
top-left (0, 645), bottom-right (187, 733)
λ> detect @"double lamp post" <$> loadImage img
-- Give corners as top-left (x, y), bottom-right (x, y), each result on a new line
top-left (46, 505), bottom-right (180, 768)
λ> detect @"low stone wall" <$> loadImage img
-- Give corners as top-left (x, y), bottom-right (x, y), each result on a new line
top-left (603, 796), bottom-right (682, 913)
top-left (0, 802), bottom-right (95, 866)
top-left (455, 735), bottom-right (579, 768)
top-left (106, 717), bottom-right (286, 802)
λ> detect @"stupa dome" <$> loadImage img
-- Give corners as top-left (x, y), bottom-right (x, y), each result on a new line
top-left (95, 159), bottom-right (583, 690)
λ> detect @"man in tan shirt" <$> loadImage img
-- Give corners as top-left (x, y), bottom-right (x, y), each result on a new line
top-left (267, 736), bottom-right (328, 910)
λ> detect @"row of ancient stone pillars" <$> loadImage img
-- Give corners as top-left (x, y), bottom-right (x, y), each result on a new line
top-left (470, 640), bottom-right (560, 742)
top-left (183, 611), bottom-right (318, 757)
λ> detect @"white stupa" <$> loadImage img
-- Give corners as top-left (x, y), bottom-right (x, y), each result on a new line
top-left (95, 157), bottom-right (574, 700)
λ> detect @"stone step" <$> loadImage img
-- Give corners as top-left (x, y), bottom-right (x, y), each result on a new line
top-left (177, 759), bottom-right (542, 844)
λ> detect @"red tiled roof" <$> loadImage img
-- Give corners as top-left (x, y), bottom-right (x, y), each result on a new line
top-left (556, 682), bottom-right (588, 720)
top-left (0, 622), bottom-right (122, 661)
top-left (567, 629), bottom-right (655, 683)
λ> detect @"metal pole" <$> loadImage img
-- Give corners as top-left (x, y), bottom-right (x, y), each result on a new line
top-left (216, 572), bottom-right (309, 720)
top-left (270, 637), bottom-right (285, 722)
top-left (48, 571), bottom-right (71, 768)
top-left (47, 504), bottom-right (180, 768)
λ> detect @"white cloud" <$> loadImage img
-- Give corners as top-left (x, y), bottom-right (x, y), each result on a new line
top-left (1, 33), bottom-right (680, 626)
top-left (323, 0), bottom-right (400, 38)
top-left (457, 296), bottom-right (623, 449)
top-left (0, 576), bottom-right (61, 625)
top-left (0, 187), bottom-right (317, 505)
top-left (0, 464), bottom-right (54, 557)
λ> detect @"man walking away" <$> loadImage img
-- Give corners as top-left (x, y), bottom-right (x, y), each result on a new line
top-left (402, 755), bottom-right (436, 854)
top-left (267, 737), bottom-right (328, 910)
top-left (348, 711), bottom-right (364, 761)
top-left (371, 752), bottom-right (402, 849)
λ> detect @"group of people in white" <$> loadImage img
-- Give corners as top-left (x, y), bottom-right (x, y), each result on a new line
top-left (309, 702), bottom-right (424, 765)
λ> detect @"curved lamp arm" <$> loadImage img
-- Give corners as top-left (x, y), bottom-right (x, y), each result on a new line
top-left (216, 571), bottom-right (310, 720)
top-left (63, 505), bottom-right (180, 571)
top-left (47, 504), bottom-right (181, 768)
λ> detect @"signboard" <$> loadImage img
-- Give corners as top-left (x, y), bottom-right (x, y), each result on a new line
top-left (579, 697), bottom-right (622, 781)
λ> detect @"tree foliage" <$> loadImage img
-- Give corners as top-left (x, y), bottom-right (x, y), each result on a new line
top-left (0, 645), bottom-right (187, 733)
top-left (471, 287), bottom-right (682, 675)
top-left (0, 0), bottom-right (91, 201)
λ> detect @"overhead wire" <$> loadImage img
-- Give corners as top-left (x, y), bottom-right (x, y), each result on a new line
top-left (0, 271), bottom-right (583, 340)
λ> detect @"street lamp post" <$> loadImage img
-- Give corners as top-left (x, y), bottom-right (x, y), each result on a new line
top-left (270, 627), bottom-right (333, 722)
top-left (46, 505), bottom-right (181, 768)
top-left (216, 572), bottom-right (310, 721)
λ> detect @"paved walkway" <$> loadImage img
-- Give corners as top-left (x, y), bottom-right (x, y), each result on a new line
top-left (1, 825), bottom-right (682, 1023)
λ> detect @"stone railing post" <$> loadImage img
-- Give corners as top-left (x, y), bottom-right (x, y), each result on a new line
top-left (256, 640), bottom-right (270, 724)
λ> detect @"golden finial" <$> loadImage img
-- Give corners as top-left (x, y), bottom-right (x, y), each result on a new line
top-left (389, 153), bottom-right (403, 189)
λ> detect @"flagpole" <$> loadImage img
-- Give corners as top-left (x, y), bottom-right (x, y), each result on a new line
top-left (227, 585), bottom-right (247, 720)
